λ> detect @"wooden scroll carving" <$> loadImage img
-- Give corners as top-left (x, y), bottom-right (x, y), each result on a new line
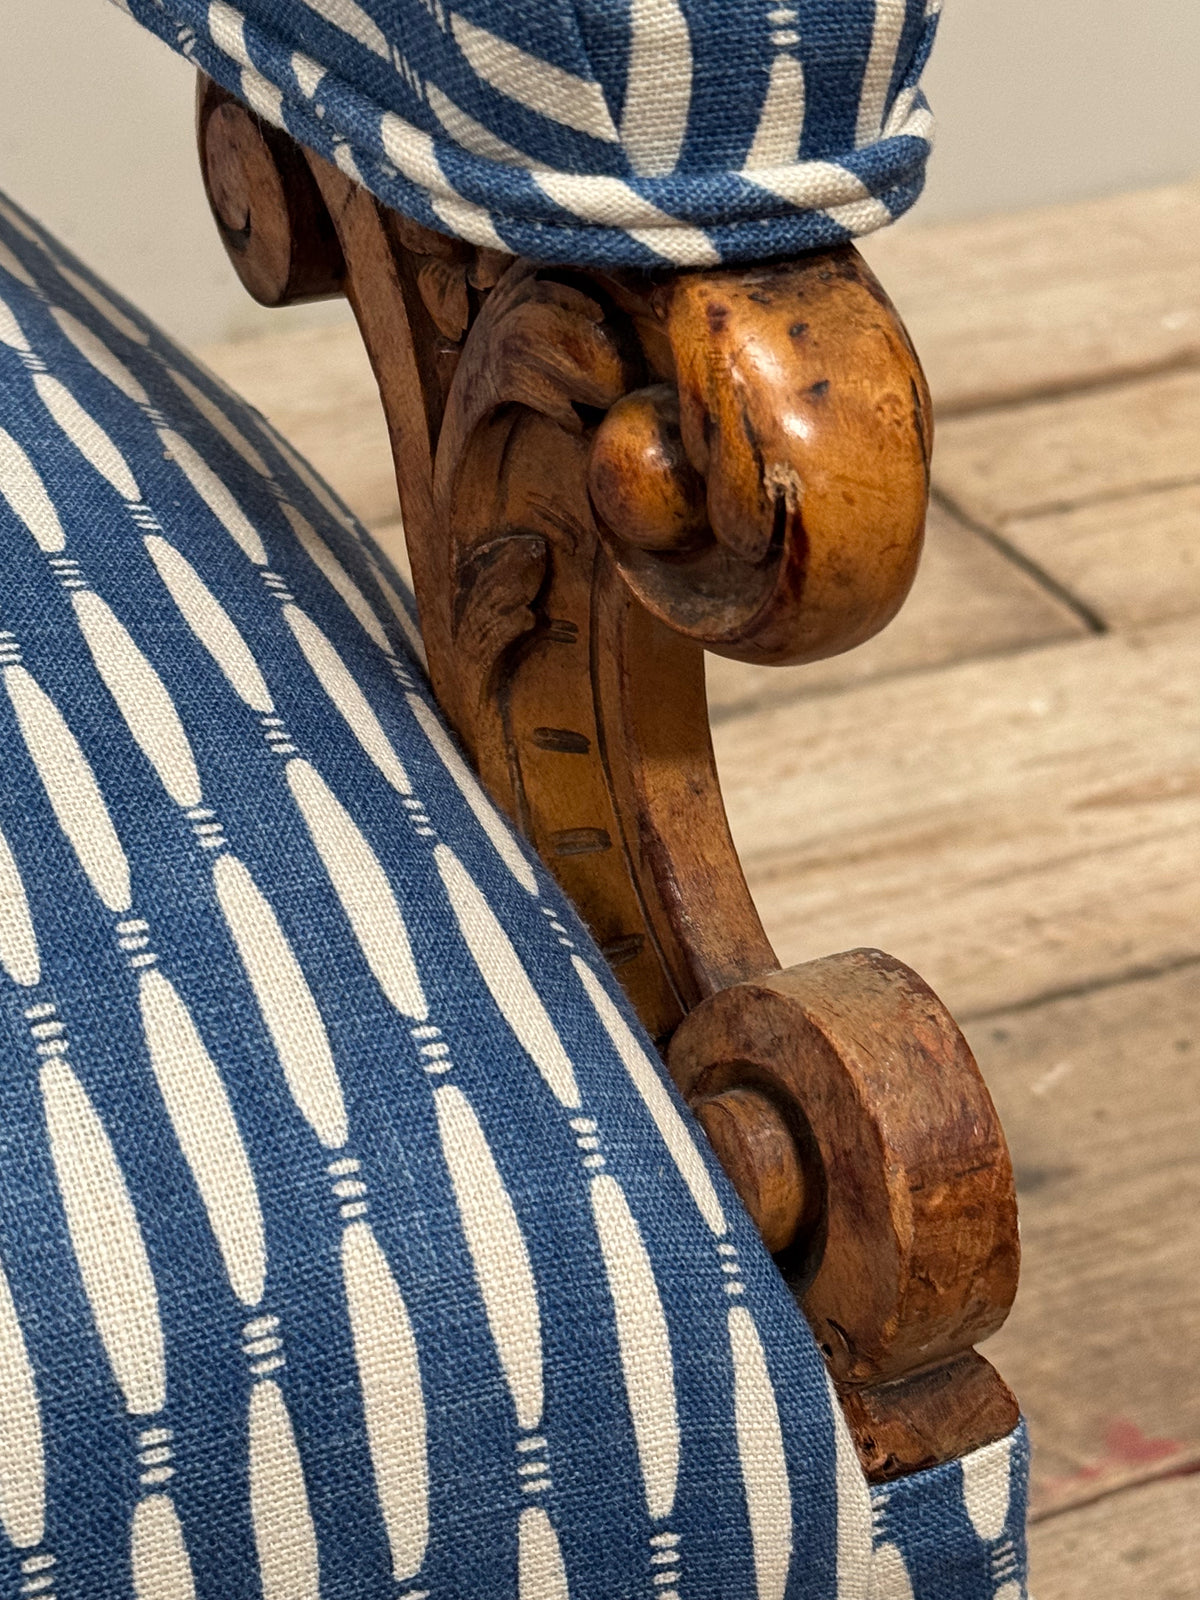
top-left (199, 77), bottom-right (1020, 1480)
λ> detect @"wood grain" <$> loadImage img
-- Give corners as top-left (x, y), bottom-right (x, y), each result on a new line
top-left (705, 499), bottom-right (1085, 719)
top-left (718, 616), bottom-right (1200, 1020)
top-left (862, 179), bottom-right (1200, 414)
top-left (671, 949), bottom-right (1020, 1476)
top-left (969, 962), bottom-right (1200, 1511)
top-left (935, 367), bottom-right (1200, 528)
top-left (1028, 1476), bottom-right (1200, 1600)
top-left (1003, 483), bottom-right (1200, 630)
top-left (692, 1085), bottom-right (810, 1256)
top-left (196, 76), bottom-right (343, 307)
top-left (594, 255), bottom-right (932, 667)
top-left (197, 321), bottom-right (398, 531)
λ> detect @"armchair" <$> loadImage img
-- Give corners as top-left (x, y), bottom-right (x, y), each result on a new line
top-left (0, 2), bottom-right (1029, 1595)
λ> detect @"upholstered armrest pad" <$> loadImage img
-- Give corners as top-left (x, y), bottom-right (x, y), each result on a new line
top-left (0, 188), bottom-right (1026, 1599)
top-left (116, 0), bottom-right (938, 267)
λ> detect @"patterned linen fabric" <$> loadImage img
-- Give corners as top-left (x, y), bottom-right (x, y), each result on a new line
top-left (0, 190), bottom-right (1027, 1599)
top-left (111, 0), bottom-right (939, 268)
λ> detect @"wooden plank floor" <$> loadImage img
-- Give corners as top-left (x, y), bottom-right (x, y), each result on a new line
top-left (203, 179), bottom-right (1200, 1599)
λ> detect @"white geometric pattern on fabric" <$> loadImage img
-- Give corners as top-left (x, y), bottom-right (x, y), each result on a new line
top-left (130, 1492), bottom-right (198, 1600)
top-left (572, 955), bottom-right (727, 1235)
top-left (114, 0), bottom-right (942, 268)
top-left (728, 1304), bottom-right (793, 1600)
top-left (41, 1059), bottom-right (166, 1416)
top-left (961, 1434), bottom-right (1015, 1544)
top-left (0, 428), bottom-right (66, 552)
top-left (71, 589), bottom-right (204, 809)
top-left (829, 1370), bottom-right (875, 1600)
top-left (340, 1219), bottom-right (430, 1581)
top-left (589, 1172), bottom-right (680, 1521)
top-left (518, 1505), bottom-right (571, 1600)
top-left (434, 1083), bottom-right (545, 1431)
top-left (438, 844), bottom-right (582, 1108)
top-left (6, 664), bottom-right (133, 914)
top-left (406, 691), bottom-right (538, 894)
top-left (449, 14), bottom-right (622, 145)
top-left (620, 0), bottom-right (693, 178)
top-left (247, 1379), bottom-right (321, 1600)
top-left (142, 535), bottom-right (277, 713)
top-left (0, 1252), bottom-right (45, 1551)
top-left (213, 850), bottom-right (351, 1149)
top-left (286, 757), bottom-right (429, 1020)
top-left (139, 967), bottom-right (268, 1308)
top-left (745, 52), bottom-right (808, 172)
top-left (0, 822), bottom-right (41, 989)
top-left (282, 602), bottom-right (413, 793)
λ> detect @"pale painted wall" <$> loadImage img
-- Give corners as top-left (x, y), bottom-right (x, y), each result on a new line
top-left (0, 0), bottom-right (350, 346)
top-left (1, 0), bottom-right (1197, 346)
top-left (918, 0), bottom-right (1200, 222)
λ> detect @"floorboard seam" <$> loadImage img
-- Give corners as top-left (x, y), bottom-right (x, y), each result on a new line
top-left (962, 950), bottom-right (1200, 1024)
top-left (1030, 1448), bottom-right (1200, 1525)
top-left (932, 349), bottom-right (1200, 422)
top-left (930, 487), bottom-right (1110, 635)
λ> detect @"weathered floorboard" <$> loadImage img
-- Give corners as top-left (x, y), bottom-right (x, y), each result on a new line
top-left (934, 367), bottom-right (1200, 528)
top-left (968, 963), bottom-right (1200, 1509)
top-left (716, 617), bottom-right (1200, 1018)
top-left (200, 319), bottom-right (398, 529)
top-left (861, 180), bottom-right (1200, 414)
top-left (1028, 1476), bottom-right (1200, 1600)
top-left (1003, 483), bottom-right (1200, 630)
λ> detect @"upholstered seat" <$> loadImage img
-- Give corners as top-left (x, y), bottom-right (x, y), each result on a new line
top-left (0, 188), bottom-right (1027, 1598)
top-left (118, 0), bottom-right (938, 267)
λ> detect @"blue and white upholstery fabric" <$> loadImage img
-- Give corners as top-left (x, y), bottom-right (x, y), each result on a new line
top-left (0, 190), bottom-right (1027, 1599)
top-left (111, 0), bottom-right (939, 269)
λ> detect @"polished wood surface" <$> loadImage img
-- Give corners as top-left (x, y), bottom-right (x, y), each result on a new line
top-left (590, 257), bottom-right (930, 668)
top-left (198, 74), bottom-right (1018, 1479)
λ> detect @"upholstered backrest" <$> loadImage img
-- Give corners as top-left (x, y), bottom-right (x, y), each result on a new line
top-left (116, 0), bottom-right (939, 266)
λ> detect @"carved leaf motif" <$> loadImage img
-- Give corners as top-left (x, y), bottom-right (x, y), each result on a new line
top-left (435, 266), bottom-right (634, 492)
top-left (427, 265), bottom-right (639, 684)
top-left (387, 209), bottom-right (465, 262)
top-left (417, 259), bottom-right (471, 341)
top-left (468, 249), bottom-right (514, 292)
top-left (452, 536), bottom-right (548, 674)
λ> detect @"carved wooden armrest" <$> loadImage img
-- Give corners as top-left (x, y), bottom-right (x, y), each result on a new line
top-left (199, 77), bottom-right (1019, 1482)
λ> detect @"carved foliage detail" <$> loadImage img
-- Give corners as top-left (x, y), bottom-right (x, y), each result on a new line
top-left (434, 265), bottom-right (634, 691)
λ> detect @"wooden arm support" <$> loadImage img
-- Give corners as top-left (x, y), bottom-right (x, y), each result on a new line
top-left (199, 77), bottom-right (1019, 1480)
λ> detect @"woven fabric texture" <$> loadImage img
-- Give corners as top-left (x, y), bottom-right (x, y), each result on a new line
top-left (0, 189), bottom-right (1025, 1599)
top-left (111, 0), bottom-right (939, 268)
